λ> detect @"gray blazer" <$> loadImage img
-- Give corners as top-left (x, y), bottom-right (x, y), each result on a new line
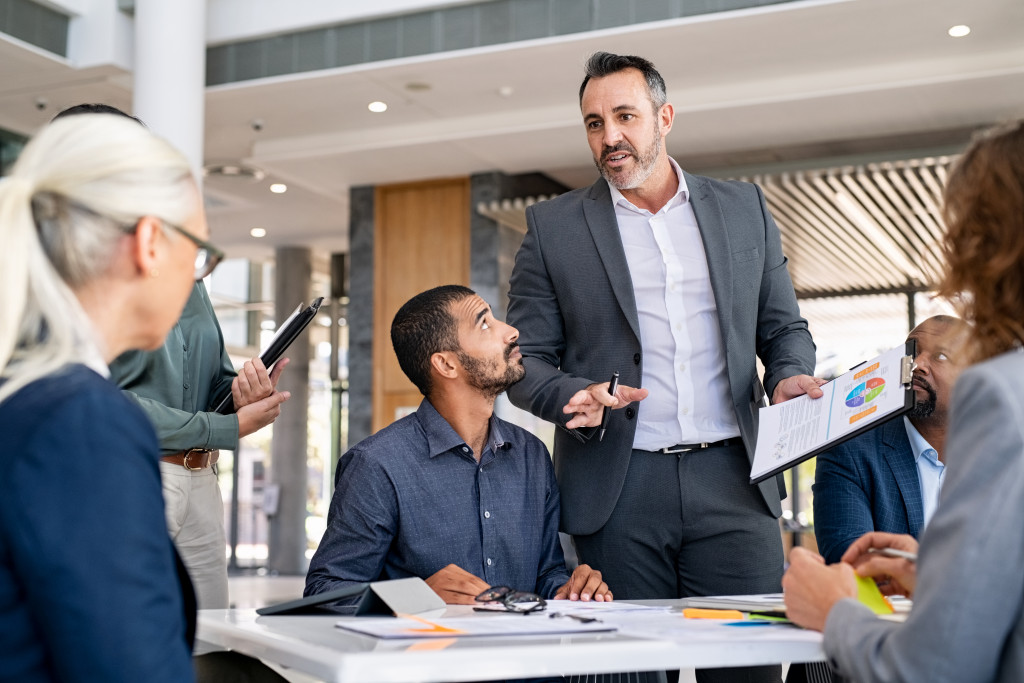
top-left (823, 349), bottom-right (1024, 682)
top-left (507, 171), bottom-right (816, 536)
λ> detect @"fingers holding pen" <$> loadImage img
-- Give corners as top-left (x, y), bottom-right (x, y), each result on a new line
top-left (562, 381), bottom-right (647, 430)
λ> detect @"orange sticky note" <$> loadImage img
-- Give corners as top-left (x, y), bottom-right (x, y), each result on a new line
top-left (407, 638), bottom-right (458, 651)
top-left (682, 608), bottom-right (745, 620)
top-left (396, 613), bottom-right (467, 635)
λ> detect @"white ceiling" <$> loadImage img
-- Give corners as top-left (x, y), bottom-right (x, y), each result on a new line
top-left (1, 0), bottom-right (1022, 262)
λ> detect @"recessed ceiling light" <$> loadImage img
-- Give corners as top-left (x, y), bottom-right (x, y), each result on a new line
top-left (948, 24), bottom-right (970, 37)
top-left (250, 227), bottom-right (267, 238)
top-left (368, 101), bottom-right (388, 113)
top-left (269, 183), bottom-right (287, 194)
top-left (498, 86), bottom-right (514, 97)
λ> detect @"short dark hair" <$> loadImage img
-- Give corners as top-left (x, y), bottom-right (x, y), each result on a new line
top-left (391, 284), bottom-right (476, 396)
top-left (52, 103), bottom-right (145, 126)
top-left (579, 52), bottom-right (667, 111)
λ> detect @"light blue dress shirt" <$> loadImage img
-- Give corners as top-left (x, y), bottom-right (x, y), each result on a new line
top-left (903, 416), bottom-right (945, 527)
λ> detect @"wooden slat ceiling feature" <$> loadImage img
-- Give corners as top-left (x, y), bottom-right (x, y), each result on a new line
top-left (749, 155), bottom-right (956, 299)
top-left (477, 155), bottom-right (957, 301)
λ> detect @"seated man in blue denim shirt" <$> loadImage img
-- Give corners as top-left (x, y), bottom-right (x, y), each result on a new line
top-left (306, 285), bottom-right (610, 604)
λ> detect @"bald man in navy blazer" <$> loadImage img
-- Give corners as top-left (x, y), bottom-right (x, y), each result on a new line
top-left (507, 53), bottom-right (820, 682)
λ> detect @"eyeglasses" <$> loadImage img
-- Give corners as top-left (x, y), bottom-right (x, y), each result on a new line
top-left (124, 219), bottom-right (225, 281)
top-left (473, 586), bottom-right (547, 614)
top-left (162, 221), bottom-right (225, 280)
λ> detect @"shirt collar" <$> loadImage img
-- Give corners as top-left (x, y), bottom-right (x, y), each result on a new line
top-left (80, 320), bottom-right (110, 379)
top-left (607, 157), bottom-right (689, 214)
top-left (415, 398), bottom-right (510, 459)
top-left (903, 416), bottom-right (941, 467)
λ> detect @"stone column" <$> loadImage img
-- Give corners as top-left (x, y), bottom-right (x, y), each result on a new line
top-left (268, 247), bottom-right (312, 574)
top-left (346, 186), bottom-right (375, 447)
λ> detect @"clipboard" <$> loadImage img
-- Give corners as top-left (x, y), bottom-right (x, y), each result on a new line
top-left (749, 340), bottom-right (916, 484)
top-left (211, 296), bottom-right (324, 414)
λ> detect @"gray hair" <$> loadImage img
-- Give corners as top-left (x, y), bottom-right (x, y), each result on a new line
top-left (0, 114), bottom-right (195, 403)
top-left (579, 52), bottom-right (668, 111)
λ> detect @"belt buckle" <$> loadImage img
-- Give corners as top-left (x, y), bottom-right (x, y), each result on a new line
top-left (183, 448), bottom-right (210, 471)
top-left (661, 442), bottom-right (710, 454)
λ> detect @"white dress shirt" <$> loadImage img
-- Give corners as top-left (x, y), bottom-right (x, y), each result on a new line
top-left (903, 417), bottom-right (945, 528)
top-left (609, 159), bottom-right (740, 451)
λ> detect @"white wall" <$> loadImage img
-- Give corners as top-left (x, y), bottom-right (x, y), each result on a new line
top-left (59, 0), bottom-right (133, 70)
top-left (207, 0), bottom-right (484, 44)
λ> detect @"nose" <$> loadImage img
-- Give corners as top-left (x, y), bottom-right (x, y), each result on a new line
top-left (602, 121), bottom-right (623, 148)
top-left (915, 352), bottom-right (932, 376)
top-left (503, 322), bottom-right (519, 344)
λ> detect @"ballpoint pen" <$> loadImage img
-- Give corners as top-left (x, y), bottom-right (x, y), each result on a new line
top-left (598, 371), bottom-right (619, 442)
top-left (867, 547), bottom-right (917, 562)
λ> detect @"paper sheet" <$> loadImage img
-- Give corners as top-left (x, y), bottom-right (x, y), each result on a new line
top-left (335, 613), bottom-right (616, 639)
top-left (751, 344), bottom-right (911, 482)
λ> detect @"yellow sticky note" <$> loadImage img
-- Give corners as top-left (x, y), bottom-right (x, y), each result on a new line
top-left (855, 574), bottom-right (894, 615)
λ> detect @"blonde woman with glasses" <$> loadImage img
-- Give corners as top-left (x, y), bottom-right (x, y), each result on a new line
top-left (0, 114), bottom-right (205, 681)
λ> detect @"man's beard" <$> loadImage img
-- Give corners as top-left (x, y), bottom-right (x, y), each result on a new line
top-left (595, 122), bottom-right (662, 190)
top-left (908, 376), bottom-right (937, 419)
top-left (457, 342), bottom-right (525, 399)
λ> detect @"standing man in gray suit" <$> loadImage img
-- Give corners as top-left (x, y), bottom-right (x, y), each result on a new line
top-left (507, 52), bottom-right (821, 682)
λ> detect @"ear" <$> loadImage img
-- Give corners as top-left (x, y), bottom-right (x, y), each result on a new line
top-left (129, 216), bottom-right (164, 278)
top-left (430, 351), bottom-right (459, 382)
top-left (659, 102), bottom-right (674, 137)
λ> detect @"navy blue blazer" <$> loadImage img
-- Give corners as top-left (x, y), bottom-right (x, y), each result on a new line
top-left (0, 364), bottom-right (194, 683)
top-left (812, 417), bottom-right (924, 564)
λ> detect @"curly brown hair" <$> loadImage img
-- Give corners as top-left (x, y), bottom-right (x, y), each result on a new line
top-left (937, 120), bottom-right (1024, 364)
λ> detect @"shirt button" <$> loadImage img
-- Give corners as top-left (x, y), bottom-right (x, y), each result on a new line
top-left (625, 407), bottom-right (636, 420)
top-left (681, 406), bottom-right (689, 415)
top-left (675, 322), bottom-right (683, 331)
top-left (486, 558), bottom-right (493, 566)
top-left (678, 363), bottom-right (686, 372)
top-left (633, 353), bottom-right (641, 365)
top-left (462, 446), bottom-right (469, 453)
top-left (484, 511), bottom-right (490, 519)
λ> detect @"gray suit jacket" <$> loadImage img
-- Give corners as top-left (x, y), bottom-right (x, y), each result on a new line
top-left (823, 349), bottom-right (1024, 682)
top-left (507, 171), bottom-right (816, 536)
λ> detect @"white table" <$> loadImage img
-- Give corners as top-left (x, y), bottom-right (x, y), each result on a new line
top-left (198, 602), bottom-right (824, 683)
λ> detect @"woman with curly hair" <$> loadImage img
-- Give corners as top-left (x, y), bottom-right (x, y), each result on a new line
top-left (783, 119), bottom-right (1024, 682)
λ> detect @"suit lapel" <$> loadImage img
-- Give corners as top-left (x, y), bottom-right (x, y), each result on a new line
top-left (882, 418), bottom-right (925, 536)
top-left (686, 172), bottom-right (734, 349)
top-left (584, 180), bottom-right (640, 340)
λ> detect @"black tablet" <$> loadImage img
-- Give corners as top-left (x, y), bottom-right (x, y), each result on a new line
top-left (255, 582), bottom-right (369, 616)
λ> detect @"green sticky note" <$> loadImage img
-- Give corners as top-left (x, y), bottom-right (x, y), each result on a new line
top-left (856, 574), bottom-right (894, 615)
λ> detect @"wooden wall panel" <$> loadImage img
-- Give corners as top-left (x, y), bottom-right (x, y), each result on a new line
top-left (372, 177), bottom-right (470, 432)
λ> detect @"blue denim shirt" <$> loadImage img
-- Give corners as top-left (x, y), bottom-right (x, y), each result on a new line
top-left (305, 399), bottom-right (570, 599)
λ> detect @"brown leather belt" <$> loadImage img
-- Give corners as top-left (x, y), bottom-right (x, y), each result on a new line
top-left (161, 449), bottom-right (219, 470)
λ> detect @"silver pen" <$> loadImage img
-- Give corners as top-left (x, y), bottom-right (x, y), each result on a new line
top-left (867, 547), bottom-right (917, 562)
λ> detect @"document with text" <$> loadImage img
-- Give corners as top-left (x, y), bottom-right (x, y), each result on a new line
top-left (750, 342), bottom-right (915, 484)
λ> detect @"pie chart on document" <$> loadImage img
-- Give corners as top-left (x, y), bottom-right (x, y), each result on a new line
top-left (845, 377), bottom-right (885, 408)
